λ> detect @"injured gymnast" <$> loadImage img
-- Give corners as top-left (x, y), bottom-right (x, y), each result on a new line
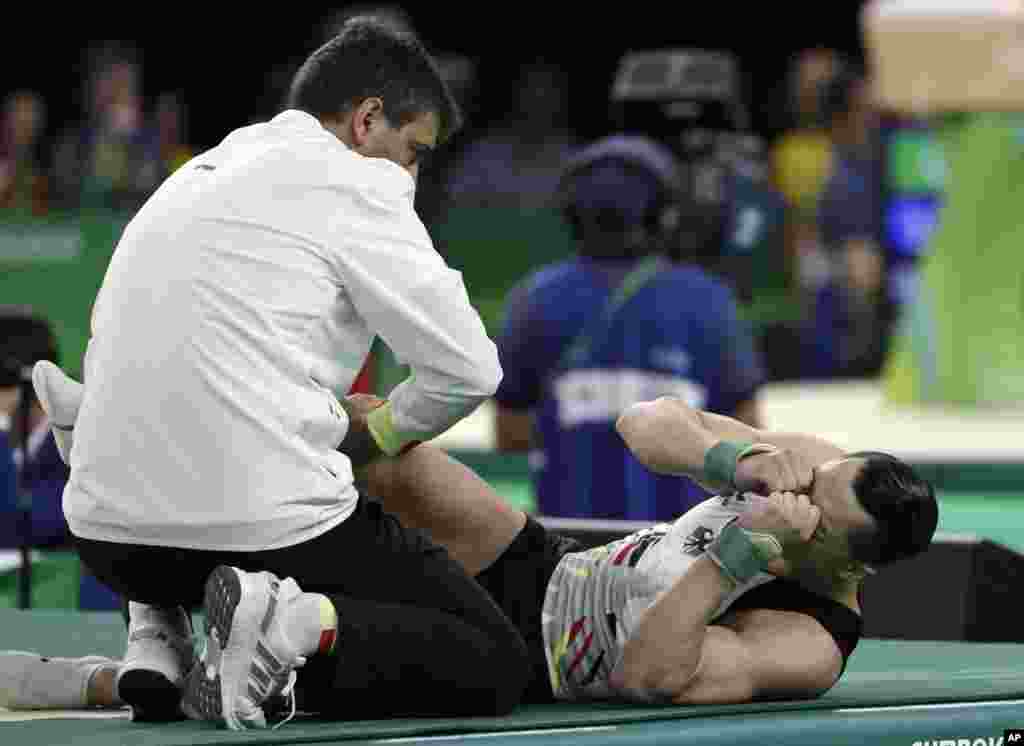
top-left (1, 389), bottom-right (937, 714)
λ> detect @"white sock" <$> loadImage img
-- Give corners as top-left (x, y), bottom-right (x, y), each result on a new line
top-left (0, 652), bottom-right (118, 710)
top-left (278, 593), bottom-right (337, 658)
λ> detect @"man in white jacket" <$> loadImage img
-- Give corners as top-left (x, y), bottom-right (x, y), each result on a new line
top-left (46, 17), bottom-right (525, 731)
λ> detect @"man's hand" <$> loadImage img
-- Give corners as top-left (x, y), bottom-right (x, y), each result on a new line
top-left (736, 492), bottom-right (821, 576)
top-left (343, 393), bottom-right (386, 420)
top-left (733, 448), bottom-right (816, 495)
top-left (338, 393), bottom-right (388, 469)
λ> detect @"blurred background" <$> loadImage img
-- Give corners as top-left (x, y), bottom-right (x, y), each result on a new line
top-left (1, 2), bottom-right (1023, 617)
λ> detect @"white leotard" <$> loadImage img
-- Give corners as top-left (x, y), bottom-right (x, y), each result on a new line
top-left (541, 494), bottom-right (773, 700)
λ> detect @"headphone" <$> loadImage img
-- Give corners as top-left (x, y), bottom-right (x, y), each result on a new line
top-left (558, 135), bottom-right (685, 247)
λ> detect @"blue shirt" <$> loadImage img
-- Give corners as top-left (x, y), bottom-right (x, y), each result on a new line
top-left (812, 146), bottom-right (886, 378)
top-left (818, 147), bottom-right (880, 255)
top-left (495, 256), bottom-right (764, 520)
top-left (0, 430), bottom-right (71, 549)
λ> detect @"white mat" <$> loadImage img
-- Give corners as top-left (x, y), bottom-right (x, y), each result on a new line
top-left (432, 380), bottom-right (1024, 462)
top-left (0, 706), bottom-right (129, 722)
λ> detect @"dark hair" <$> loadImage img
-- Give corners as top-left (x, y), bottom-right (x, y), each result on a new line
top-left (558, 135), bottom-right (683, 260)
top-left (846, 451), bottom-right (938, 566)
top-left (287, 17), bottom-right (462, 144)
top-left (819, 65), bottom-right (864, 127)
top-left (0, 306), bottom-right (58, 392)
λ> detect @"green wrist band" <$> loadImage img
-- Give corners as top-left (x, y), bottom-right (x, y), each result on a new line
top-left (703, 440), bottom-right (754, 488)
top-left (703, 440), bottom-right (780, 489)
top-left (705, 519), bottom-right (782, 586)
top-left (365, 402), bottom-right (423, 457)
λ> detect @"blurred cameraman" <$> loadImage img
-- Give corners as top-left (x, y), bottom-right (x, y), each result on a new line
top-left (493, 136), bottom-right (764, 521)
top-left (610, 49), bottom-right (788, 311)
top-left (0, 308), bottom-right (71, 549)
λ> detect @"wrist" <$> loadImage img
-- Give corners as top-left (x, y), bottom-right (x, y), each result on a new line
top-left (705, 519), bottom-right (782, 586)
top-left (702, 440), bottom-right (751, 490)
top-left (365, 402), bottom-right (423, 457)
top-left (702, 440), bottom-right (778, 490)
top-left (337, 417), bottom-right (386, 469)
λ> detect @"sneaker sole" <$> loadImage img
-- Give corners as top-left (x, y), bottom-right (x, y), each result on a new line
top-left (182, 566), bottom-right (269, 730)
top-left (118, 669), bottom-right (186, 721)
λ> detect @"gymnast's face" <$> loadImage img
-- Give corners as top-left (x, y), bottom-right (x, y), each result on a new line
top-left (790, 457), bottom-right (876, 588)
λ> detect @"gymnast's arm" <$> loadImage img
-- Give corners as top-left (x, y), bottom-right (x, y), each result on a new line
top-left (615, 396), bottom-right (846, 493)
top-left (613, 556), bottom-right (843, 705)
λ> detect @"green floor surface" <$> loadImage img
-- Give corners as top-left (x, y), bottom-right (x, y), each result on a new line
top-left (1, 608), bottom-right (1022, 745)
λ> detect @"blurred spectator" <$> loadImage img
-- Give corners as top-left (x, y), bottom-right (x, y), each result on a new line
top-left (0, 427), bottom-right (15, 543)
top-left (493, 136), bottom-right (764, 521)
top-left (0, 91), bottom-right (48, 215)
top-left (0, 307), bottom-right (70, 550)
top-left (769, 48), bottom-right (844, 308)
top-left (155, 92), bottom-right (194, 174)
top-left (808, 66), bottom-right (894, 379)
top-left (51, 43), bottom-right (165, 212)
top-left (445, 59), bottom-right (577, 210)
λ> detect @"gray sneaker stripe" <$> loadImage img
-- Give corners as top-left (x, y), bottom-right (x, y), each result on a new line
top-left (128, 628), bottom-right (170, 643)
top-left (260, 589), bottom-right (279, 635)
top-left (255, 641), bottom-right (284, 675)
top-left (247, 683), bottom-right (263, 703)
top-left (250, 662), bottom-right (272, 689)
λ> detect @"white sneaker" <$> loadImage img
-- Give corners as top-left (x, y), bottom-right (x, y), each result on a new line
top-left (117, 604), bottom-right (196, 721)
top-left (182, 566), bottom-right (306, 730)
top-left (0, 651), bottom-right (119, 710)
top-left (31, 361), bottom-right (83, 465)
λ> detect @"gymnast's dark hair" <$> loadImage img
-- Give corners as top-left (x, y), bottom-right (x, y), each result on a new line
top-left (846, 451), bottom-right (938, 566)
top-left (287, 17), bottom-right (462, 144)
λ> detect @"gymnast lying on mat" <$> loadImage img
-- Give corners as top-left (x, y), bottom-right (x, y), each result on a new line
top-left (1, 388), bottom-right (937, 715)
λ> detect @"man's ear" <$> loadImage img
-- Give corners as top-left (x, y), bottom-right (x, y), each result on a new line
top-left (349, 97), bottom-right (385, 147)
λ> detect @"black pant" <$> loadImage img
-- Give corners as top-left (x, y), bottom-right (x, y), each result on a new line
top-left (475, 517), bottom-right (581, 704)
top-left (75, 496), bottom-right (530, 718)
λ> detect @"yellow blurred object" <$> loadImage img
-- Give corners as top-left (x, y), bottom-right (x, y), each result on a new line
top-left (770, 129), bottom-right (833, 215)
top-left (165, 146), bottom-right (194, 174)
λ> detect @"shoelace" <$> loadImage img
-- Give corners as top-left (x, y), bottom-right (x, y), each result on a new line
top-left (270, 671), bottom-right (299, 731)
top-left (251, 647), bottom-right (306, 730)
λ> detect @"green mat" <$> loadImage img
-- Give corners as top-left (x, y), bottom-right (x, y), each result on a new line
top-left (1, 609), bottom-right (1022, 745)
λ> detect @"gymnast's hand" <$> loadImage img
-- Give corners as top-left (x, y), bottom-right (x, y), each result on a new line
top-left (733, 447), bottom-right (816, 496)
top-left (736, 492), bottom-right (821, 576)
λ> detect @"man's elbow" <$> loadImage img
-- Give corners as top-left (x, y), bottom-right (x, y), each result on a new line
top-left (614, 642), bottom-right (701, 703)
top-left (615, 399), bottom-right (670, 465)
top-left (615, 400), bottom-right (657, 443)
top-left (614, 658), bottom-right (694, 705)
top-left (463, 346), bottom-right (502, 400)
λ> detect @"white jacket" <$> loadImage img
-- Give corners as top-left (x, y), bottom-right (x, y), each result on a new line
top-left (64, 110), bottom-right (500, 551)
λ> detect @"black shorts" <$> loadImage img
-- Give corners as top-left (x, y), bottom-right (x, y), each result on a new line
top-left (475, 517), bottom-right (581, 703)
